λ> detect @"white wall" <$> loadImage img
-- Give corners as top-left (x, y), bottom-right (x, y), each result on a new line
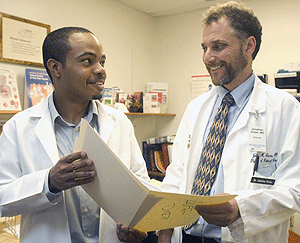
top-left (1, 0), bottom-right (300, 146)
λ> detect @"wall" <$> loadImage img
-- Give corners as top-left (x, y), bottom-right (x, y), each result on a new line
top-left (154, 0), bottom-right (300, 136)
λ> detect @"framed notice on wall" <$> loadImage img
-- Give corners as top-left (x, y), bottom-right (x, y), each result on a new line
top-left (0, 12), bottom-right (50, 67)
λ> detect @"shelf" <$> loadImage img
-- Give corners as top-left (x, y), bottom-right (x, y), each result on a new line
top-left (125, 113), bottom-right (175, 117)
top-left (0, 111), bottom-right (19, 114)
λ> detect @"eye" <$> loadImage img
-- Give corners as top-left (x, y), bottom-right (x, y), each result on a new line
top-left (201, 45), bottom-right (207, 52)
top-left (100, 60), bottom-right (105, 67)
top-left (213, 43), bottom-right (226, 51)
top-left (82, 58), bottom-right (92, 64)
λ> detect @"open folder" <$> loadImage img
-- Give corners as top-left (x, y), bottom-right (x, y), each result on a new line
top-left (73, 119), bottom-right (236, 232)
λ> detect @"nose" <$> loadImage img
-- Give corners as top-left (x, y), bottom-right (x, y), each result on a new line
top-left (203, 48), bottom-right (216, 65)
top-left (92, 62), bottom-right (106, 76)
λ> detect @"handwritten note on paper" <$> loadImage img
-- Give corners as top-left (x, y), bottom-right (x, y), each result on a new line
top-left (132, 191), bottom-right (236, 232)
top-left (74, 120), bottom-right (236, 232)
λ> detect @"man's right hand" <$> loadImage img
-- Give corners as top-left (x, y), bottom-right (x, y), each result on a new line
top-left (48, 151), bottom-right (96, 192)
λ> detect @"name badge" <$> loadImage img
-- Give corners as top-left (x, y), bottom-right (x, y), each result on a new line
top-left (251, 176), bottom-right (275, 185)
top-left (249, 122), bottom-right (266, 152)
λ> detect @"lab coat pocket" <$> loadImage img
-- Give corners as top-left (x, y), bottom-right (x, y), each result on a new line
top-left (250, 152), bottom-right (278, 190)
top-left (250, 173), bottom-right (275, 190)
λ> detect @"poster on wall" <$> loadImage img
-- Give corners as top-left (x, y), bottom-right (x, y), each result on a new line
top-left (0, 12), bottom-right (50, 67)
top-left (191, 75), bottom-right (213, 100)
top-left (0, 68), bottom-right (22, 111)
top-left (25, 68), bottom-right (54, 107)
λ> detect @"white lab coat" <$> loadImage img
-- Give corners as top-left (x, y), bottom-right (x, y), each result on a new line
top-left (162, 76), bottom-right (300, 243)
top-left (0, 93), bottom-right (149, 243)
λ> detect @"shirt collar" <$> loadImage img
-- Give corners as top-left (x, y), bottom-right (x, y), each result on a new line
top-left (217, 72), bottom-right (255, 109)
top-left (48, 95), bottom-right (99, 127)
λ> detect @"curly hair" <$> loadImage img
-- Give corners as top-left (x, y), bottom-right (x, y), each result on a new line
top-left (202, 1), bottom-right (262, 60)
top-left (42, 27), bottom-right (94, 81)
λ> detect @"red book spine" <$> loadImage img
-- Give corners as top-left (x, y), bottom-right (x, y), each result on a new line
top-left (149, 149), bottom-right (157, 171)
top-left (161, 143), bottom-right (170, 169)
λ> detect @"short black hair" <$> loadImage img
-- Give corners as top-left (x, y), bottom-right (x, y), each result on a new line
top-left (202, 1), bottom-right (262, 60)
top-left (42, 27), bottom-right (93, 80)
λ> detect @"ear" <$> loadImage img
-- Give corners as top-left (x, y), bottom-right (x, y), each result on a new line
top-left (244, 36), bottom-right (256, 58)
top-left (47, 59), bottom-right (62, 80)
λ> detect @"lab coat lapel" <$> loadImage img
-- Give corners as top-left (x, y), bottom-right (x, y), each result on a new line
top-left (97, 102), bottom-right (115, 143)
top-left (186, 90), bottom-right (218, 193)
top-left (31, 96), bottom-right (60, 165)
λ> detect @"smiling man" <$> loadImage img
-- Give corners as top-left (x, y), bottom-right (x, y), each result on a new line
top-left (158, 2), bottom-right (300, 243)
top-left (0, 27), bottom-right (149, 243)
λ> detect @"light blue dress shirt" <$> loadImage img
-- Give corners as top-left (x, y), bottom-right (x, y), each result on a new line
top-left (49, 95), bottom-right (100, 243)
top-left (185, 73), bottom-right (255, 242)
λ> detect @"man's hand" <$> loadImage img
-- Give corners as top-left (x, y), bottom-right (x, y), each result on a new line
top-left (49, 151), bottom-right (96, 192)
top-left (116, 223), bottom-right (148, 243)
top-left (194, 194), bottom-right (240, 227)
top-left (157, 228), bottom-right (173, 243)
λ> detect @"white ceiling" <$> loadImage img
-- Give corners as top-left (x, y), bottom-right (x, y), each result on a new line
top-left (113, 0), bottom-right (229, 18)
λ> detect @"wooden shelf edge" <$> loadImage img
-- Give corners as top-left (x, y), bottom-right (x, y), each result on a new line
top-left (0, 110), bottom-right (19, 114)
top-left (125, 112), bottom-right (175, 116)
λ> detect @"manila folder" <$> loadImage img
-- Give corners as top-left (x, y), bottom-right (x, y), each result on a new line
top-left (74, 119), bottom-right (236, 232)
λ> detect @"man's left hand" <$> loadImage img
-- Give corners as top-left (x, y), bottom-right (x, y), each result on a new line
top-left (194, 193), bottom-right (240, 227)
top-left (116, 223), bottom-right (148, 243)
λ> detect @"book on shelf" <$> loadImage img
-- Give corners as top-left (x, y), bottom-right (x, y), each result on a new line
top-left (161, 143), bottom-right (170, 169)
top-left (143, 92), bottom-right (159, 113)
top-left (142, 141), bottom-right (152, 171)
top-left (146, 135), bottom-right (175, 145)
top-left (142, 141), bottom-right (173, 174)
top-left (25, 68), bottom-right (54, 108)
top-left (167, 143), bottom-right (173, 164)
top-left (0, 68), bottom-right (22, 111)
top-left (149, 144), bottom-right (161, 172)
top-left (154, 150), bottom-right (165, 173)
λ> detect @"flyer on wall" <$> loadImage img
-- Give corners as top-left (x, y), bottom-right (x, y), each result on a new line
top-left (0, 68), bottom-right (22, 111)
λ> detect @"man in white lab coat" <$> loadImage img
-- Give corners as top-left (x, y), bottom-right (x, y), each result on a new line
top-left (158, 2), bottom-right (300, 243)
top-left (0, 27), bottom-right (148, 243)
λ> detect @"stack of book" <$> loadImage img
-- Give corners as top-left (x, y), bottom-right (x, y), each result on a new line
top-left (142, 135), bottom-right (175, 175)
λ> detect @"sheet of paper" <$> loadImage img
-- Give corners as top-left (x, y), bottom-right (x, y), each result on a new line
top-left (74, 120), bottom-right (236, 231)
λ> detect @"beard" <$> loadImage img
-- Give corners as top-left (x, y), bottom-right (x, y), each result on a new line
top-left (207, 46), bottom-right (248, 86)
